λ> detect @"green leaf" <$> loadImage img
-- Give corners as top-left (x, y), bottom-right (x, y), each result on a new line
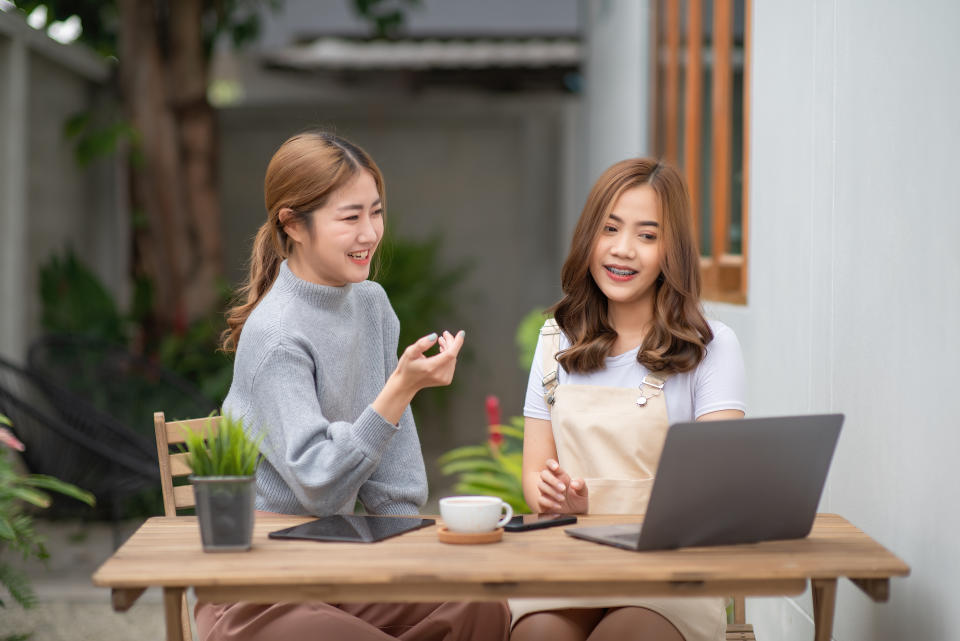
top-left (495, 423), bottom-right (525, 440)
top-left (436, 445), bottom-right (491, 465)
top-left (439, 459), bottom-right (502, 476)
top-left (0, 563), bottom-right (36, 609)
top-left (0, 515), bottom-right (15, 541)
top-left (19, 476), bottom-right (95, 506)
top-left (0, 414), bottom-right (11, 427)
top-left (6, 487), bottom-right (51, 509)
top-left (178, 414), bottom-right (262, 477)
top-left (457, 473), bottom-right (522, 494)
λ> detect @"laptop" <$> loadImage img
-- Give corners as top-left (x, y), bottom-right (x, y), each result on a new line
top-left (565, 413), bottom-right (843, 551)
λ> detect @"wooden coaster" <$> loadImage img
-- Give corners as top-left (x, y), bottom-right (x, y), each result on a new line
top-left (437, 526), bottom-right (503, 544)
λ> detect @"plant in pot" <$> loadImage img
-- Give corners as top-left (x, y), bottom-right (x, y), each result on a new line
top-left (179, 414), bottom-right (262, 552)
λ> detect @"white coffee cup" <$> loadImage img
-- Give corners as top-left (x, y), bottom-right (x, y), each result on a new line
top-left (439, 496), bottom-right (514, 533)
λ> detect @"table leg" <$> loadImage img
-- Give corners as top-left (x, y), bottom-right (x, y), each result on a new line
top-left (163, 587), bottom-right (187, 641)
top-left (812, 579), bottom-right (838, 641)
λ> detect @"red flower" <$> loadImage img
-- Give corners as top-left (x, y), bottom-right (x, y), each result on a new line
top-left (485, 395), bottom-right (501, 427)
top-left (1, 427), bottom-right (25, 451)
top-left (488, 426), bottom-right (504, 448)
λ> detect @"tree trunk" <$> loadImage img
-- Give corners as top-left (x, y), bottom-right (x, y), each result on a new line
top-left (118, 0), bottom-right (222, 334)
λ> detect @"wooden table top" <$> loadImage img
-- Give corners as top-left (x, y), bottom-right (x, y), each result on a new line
top-left (92, 513), bottom-right (909, 604)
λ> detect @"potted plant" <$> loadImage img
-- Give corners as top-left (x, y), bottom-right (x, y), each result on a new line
top-left (179, 414), bottom-right (262, 552)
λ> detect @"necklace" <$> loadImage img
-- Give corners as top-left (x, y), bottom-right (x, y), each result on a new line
top-left (636, 374), bottom-right (665, 407)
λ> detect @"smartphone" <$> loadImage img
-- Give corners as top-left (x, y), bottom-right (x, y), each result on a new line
top-left (503, 513), bottom-right (577, 532)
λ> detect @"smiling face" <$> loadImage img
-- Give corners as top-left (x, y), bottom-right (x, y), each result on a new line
top-left (588, 184), bottom-right (663, 318)
top-left (284, 170), bottom-right (384, 286)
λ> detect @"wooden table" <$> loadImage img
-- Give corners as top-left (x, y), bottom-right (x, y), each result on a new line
top-left (92, 513), bottom-right (908, 641)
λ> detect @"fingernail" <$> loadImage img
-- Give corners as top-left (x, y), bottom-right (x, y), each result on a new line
top-left (457, 330), bottom-right (465, 338)
top-left (427, 332), bottom-right (438, 341)
top-left (558, 483), bottom-right (565, 492)
top-left (548, 460), bottom-right (558, 470)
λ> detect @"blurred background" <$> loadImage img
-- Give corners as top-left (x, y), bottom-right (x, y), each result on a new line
top-left (1, 1), bottom-right (958, 640)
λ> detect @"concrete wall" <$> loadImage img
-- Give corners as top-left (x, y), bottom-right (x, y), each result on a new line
top-left (218, 94), bottom-right (579, 497)
top-left (710, 1), bottom-right (960, 639)
top-left (0, 11), bottom-right (123, 363)
top-left (586, 0), bottom-right (960, 638)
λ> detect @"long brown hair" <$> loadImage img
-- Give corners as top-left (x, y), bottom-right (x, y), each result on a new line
top-left (550, 158), bottom-right (711, 375)
top-left (220, 131), bottom-right (385, 352)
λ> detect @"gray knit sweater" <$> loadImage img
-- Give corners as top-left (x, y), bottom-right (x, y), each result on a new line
top-left (222, 261), bottom-right (428, 516)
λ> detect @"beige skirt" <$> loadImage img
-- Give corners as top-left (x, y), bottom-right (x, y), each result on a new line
top-left (509, 596), bottom-right (726, 640)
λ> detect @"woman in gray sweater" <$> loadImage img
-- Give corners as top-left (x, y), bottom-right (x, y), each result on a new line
top-left (195, 131), bottom-right (509, 641)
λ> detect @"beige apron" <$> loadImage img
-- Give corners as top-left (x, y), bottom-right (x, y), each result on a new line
top-left (510, 320), bottom-right (726, 640)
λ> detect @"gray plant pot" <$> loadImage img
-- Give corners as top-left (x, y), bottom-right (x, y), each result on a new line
top-left (190, 475), bottom-right (256, 552)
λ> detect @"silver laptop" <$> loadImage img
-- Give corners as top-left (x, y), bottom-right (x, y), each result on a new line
top-left (565, 414), bottom-right (843, 551)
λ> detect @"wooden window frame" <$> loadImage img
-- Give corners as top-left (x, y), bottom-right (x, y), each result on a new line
top-left (652, 0), bottom-right (751, 305)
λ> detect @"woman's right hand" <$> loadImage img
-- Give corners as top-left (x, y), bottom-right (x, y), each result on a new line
top-left (372, 331), bottom-right (466, 425)
top-left (536, 459), bottom-right (588, 514)
top-left (395, 330), bottom-right (465, 391)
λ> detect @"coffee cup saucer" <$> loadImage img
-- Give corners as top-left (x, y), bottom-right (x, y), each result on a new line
top-left (437, 525), bottom-right (503, 544)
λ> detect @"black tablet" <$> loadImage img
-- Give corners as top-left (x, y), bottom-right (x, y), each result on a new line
top-left (268, 515), bottom-right (436, 543)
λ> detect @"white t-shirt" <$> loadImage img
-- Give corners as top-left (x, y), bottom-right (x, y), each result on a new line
top-left (523, 320), bottom-right (746, 423)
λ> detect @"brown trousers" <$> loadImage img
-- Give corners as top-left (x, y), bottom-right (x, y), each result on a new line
top-left (195, 601), bottom-right (510, 641)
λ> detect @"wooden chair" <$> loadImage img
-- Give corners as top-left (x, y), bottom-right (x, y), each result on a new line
top-left (154, 411), bottom-right (222, 641)
top-left (728, 596), bottom-right (756, 640)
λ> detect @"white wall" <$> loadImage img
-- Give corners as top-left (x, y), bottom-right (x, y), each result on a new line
top-left (708, 1), bottom-right (960, 639)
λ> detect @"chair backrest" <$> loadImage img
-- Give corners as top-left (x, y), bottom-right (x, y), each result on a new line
top-left (153, 412), bottom-right (222, 516)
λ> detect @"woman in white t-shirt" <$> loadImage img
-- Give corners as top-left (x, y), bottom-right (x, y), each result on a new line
top-left (512, 158), bottom-right (746, 641)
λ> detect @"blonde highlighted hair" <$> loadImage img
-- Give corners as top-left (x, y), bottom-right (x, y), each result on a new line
top-left (220, 131), bottom-right (385, 352)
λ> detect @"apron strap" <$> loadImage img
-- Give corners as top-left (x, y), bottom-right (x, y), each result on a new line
top-left (540, 319), bottom-right (673, 405)
top-left (540, 319), bottom-right (561, 406)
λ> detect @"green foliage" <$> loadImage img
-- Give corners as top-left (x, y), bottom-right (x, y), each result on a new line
top-left (63, 112), bottom-right (138, 168)
top-left (157, 283), bottom-right (235, 405)
top-left (10, 1), bottom-right (284, 59)
top-left (437, 416), bottom-right (530, 513)
top-left (374, 230), bottom-right (472, 356)
top-left (0, 414), bottom-right (95, 613)
top-left (178, 414), bottom-right (262, 477)
top-left (38, 249), bottom-right (127, 344)
top-left (515, 308), bottom-right (548, 369)
top-left (353, 0), bottom-right (421, 39)
top-left (11, 0), bottom-right (119, 57)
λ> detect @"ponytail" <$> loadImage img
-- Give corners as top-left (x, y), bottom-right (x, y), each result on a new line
top-left (221, 222), bottom-right (284, 352)
top-left (220, 130), bottom-right (386, 353)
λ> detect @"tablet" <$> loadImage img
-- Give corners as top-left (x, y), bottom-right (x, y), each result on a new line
top-left (268, 515), bottom-right (436, 543)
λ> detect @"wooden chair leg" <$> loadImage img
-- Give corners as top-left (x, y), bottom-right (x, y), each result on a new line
top-left (734, 596), bottom-right (746, 624)
top-left (163, 587), bottom-right (187, 641)
top-left (181, 591), bottom-right (193, 641)
top-left (812, 579), bottom-right (837, 641)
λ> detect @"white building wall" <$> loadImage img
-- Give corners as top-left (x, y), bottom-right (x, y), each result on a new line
top-left (586, 1), bottom-right (960, 639)
top-left (714, 1), bottom-right (960, 639)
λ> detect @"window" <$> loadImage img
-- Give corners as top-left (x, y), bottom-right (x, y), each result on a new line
top-left (652, 0), bottom-right (750, 304)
